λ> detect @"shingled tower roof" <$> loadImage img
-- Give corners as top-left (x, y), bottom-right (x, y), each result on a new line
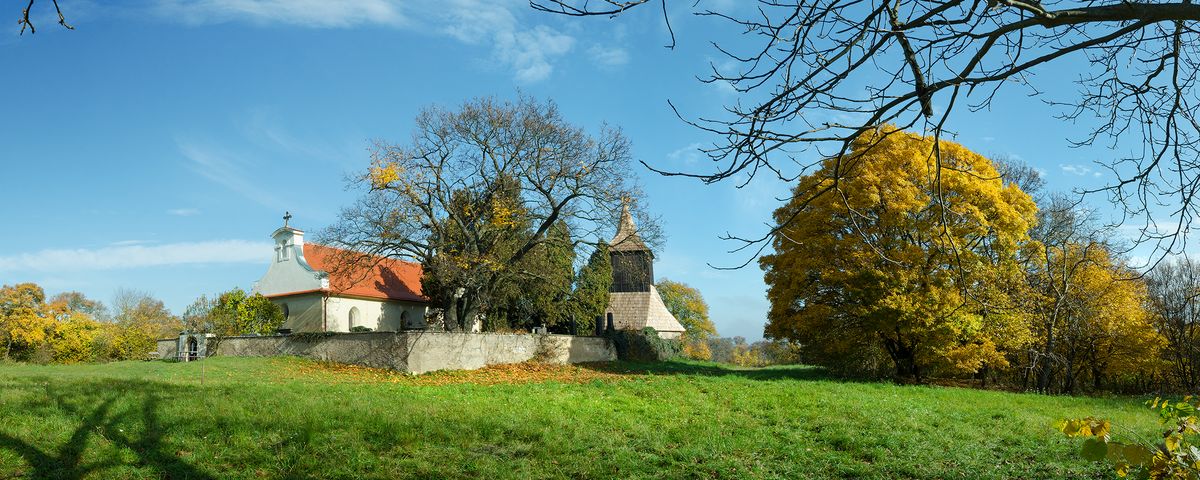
top-left (609, 203), bottom-right (649, 252)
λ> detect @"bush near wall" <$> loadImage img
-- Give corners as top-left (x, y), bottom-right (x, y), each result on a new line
top-left (610, 327), bottom-right (681, 362)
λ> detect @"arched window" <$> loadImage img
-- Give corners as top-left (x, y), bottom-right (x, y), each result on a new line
top-left (400, 311), bottom-right (410, 329)
top-left (280, 303), bottom-right (289, 320)
top-left (349, 307), bottom-right (361, 329)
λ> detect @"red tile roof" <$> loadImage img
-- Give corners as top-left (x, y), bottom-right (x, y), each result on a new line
top-left (301, 244), bottom-right (427, 303)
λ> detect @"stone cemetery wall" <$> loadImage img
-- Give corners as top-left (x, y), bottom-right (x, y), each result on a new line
top-left (156, 332), bottom-right (616, 374)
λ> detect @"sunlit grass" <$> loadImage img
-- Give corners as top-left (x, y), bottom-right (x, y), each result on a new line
top-left (0, 357), bottom-right (1161, 479)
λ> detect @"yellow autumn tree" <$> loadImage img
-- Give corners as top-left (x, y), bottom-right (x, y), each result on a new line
top-left (0, 283), bottom-right (55, 361)
top-left (1025, 241), bottom-right (1164, 393)
top-left (656, 279), bottom-right (717, 360)
top-left (760, 127), bottom-right (1037, 380)
top-left (48, 309), bottom-right (103, 364)
top-left (107, 289), bottom-right (180, 361)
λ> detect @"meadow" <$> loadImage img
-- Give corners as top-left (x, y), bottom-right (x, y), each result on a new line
top-left (0, 357), bottom-right (1165, 479)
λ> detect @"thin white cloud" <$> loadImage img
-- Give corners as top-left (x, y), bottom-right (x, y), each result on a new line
top-left (438, 1), bottom-right (574, 83)
top-left (0, 240), bottom-right (271, 272)
top-left (153, 0), bottom-right (407, 28)
top-left (498, 25), bottom-right (575, 83)
top-left (588, 44), bottom-right (629, 68)
top-left (168, 208), bottom-right (201, 216)
top-left (1061, 163), bottom-right (1093, 176)
top-left (667, 142), bottom-right (704, 165)
top-left (110, 240), bottom-right (154, 246)
top-left (179, 141), bottom-right (286, 210)
top-left (151, 0), bottom-right (576, 83)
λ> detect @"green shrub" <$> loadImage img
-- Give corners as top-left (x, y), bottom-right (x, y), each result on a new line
top-left (610, 327), bottom-right (681, 361)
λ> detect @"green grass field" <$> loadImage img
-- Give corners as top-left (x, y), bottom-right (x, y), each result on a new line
top-left (0, 357), bottom-right (1165, 479)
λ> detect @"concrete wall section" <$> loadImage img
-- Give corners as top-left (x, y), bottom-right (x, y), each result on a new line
top-left (403, 333), bottom-right (614, 373)
top-left (218, 333), bottom-right (411, 371)
top-left (157, 338), bottom-right (178, 360)
top-left (156, 332), bottom-right (615, 374)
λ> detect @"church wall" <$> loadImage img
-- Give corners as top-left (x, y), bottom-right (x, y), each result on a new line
top-left (273, 293), bottom-right (325, 332)
top-left (323, 297), bottom-right (428, 332)
top-left (382, 301), bottom-right (428, 330)
top-left (325, 296), bottom-right (384, 332)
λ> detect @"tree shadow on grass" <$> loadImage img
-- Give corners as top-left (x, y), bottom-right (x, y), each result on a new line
top-left (582, 360), bottom-right (851, 382)
top-left (0, 377), bottom-right (216, 480)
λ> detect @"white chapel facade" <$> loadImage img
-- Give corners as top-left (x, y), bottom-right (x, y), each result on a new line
top-left (252, 217), bottom-right (428, 333)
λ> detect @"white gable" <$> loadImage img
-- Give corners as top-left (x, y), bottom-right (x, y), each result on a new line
top-left (252, 226), bottom-right (328, 296)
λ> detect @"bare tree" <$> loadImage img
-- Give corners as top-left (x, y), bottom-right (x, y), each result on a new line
top-left (534, 0), bottom-right (1200, 262)
top-left (322, 95), bottom-right (658, 332)
top-left (1147, 256), bottom-right (1200, 390)
top-left (1021, 196), bottom-right (1107, 392)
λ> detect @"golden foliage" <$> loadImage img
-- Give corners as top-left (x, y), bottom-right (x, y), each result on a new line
top-left (367, 160), bottom-right (402, 189)
top-left (48, 308), bottom-right (104, 363)
top-left (656, 279), bottom-right (717, 342)
top-left (682, 338), bottom-right (712, 361)
top-left (760, 126), bottom-right (1038, 378)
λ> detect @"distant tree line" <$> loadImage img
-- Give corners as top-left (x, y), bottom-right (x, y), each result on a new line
top-left (0, 284), bottom-right (178, 363)
top-left (0, 284), bottom-right (282, 364)
top-left (654, 278), bottom-right (802, 367)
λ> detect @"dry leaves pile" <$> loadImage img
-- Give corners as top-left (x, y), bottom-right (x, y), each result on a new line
top-left (277, 359), bottom-right (633, 386)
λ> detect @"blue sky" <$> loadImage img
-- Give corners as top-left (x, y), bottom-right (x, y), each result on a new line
top-left (0, 0), bottom-right (1146, 340)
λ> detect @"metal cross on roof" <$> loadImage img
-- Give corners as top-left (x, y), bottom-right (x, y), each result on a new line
top-left (283, 211), bottom-right (292, 228)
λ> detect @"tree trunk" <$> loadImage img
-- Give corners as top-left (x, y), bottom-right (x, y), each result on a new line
top-left (458, 298), bottom-right (478, 333)
top-left (1036, 323), bottom-right (1056, 393)
top-left (882, 333), bottom-right (921, 382)
top-left (443, 297), bottom-right (458, 332)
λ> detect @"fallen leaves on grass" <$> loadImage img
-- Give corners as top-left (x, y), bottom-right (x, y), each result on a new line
top-left (279, 359), bottom-right (633, 386)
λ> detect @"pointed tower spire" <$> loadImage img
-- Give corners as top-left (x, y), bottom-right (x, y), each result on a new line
top-left (609, 200), bottom-right (648, 252)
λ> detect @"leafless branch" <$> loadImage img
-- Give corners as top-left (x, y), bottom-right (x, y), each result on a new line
top-left (537, 0), bottom-right (1200, 265)
top-left (18, 0), bottom-right (73, 35)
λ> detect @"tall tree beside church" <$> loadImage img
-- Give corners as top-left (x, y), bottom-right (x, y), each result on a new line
top-left (570, 242), bottom-right (613, 334)
top-left (760, 127), bottom-right (1037, 380)
top-left (324, 95), bottom-right (657, 332)
top-left (491, 221), bottom-right (577, 331)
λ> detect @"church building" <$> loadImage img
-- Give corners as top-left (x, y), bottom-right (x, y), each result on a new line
top-left (251, 207), bottom-right (684, 339)
top-left (604, 205), bottom-right (687, 339)
top-left (251, 215), bottom-right (428, 332)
